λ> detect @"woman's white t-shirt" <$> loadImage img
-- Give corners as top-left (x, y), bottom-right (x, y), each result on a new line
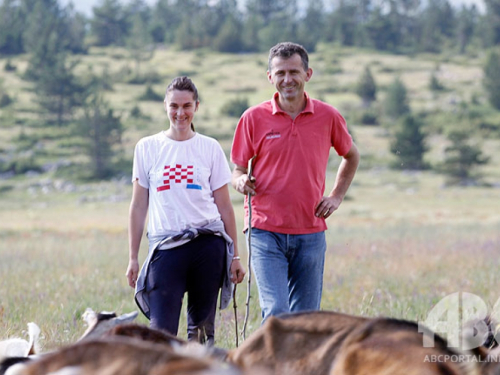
top-left (132, 132), bottom-right (231, 236)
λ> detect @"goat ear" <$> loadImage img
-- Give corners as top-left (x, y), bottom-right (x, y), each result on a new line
top-left (96, 312), bottom-right (117, 322)
top-left (462, 316), bottom-right (497, 353)
top-left (26, 322), bottom-right (40, 356)
top-left (114, 311), bottom-right (139, 325)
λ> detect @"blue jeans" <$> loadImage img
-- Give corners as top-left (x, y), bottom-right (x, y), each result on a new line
top-left (247, 228), bottom-right (326, 322)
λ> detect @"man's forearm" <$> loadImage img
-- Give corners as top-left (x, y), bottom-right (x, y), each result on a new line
top-left (329, 143), bottom-right (360, 201)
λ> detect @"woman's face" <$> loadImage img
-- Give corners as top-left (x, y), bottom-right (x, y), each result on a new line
top-left (164, 89), bottom-right (198, 134)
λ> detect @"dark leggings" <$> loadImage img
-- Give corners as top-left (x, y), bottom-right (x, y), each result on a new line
top-left (146, 235), bottom-right (225, 344)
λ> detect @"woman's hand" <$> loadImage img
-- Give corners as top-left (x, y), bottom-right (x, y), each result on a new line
top-left (126, 259), bottom-right (139, 288)
top-left (230, 259), bottom-right (246, 284)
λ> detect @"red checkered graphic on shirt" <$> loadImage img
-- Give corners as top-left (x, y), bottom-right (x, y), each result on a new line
top-left (157, 164), bottom-right (194, 191)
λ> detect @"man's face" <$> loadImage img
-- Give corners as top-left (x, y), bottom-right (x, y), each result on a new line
top-left (267, 54), bottom-right (312, 102)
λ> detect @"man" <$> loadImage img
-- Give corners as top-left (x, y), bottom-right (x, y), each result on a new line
top-left (230, 42), bottom-right (360, 322)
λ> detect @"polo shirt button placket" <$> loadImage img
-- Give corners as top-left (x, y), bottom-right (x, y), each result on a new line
top-left (291, 119), bottom-right (298, 136)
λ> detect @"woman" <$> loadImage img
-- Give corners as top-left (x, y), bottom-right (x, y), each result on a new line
top-left (126, 76), bottom-right (245, 345)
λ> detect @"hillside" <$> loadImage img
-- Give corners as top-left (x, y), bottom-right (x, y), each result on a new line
top-left (1, 46), bottom-right (500, 348)
top-left (1, 44), bottom-right (499, 235)
top-left (1, 45), bottom-right (499, 188)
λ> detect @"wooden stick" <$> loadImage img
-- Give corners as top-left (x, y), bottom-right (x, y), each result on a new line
top-left (233, 284), bottom-right (239, 347)
top-left (241, 156), bottom-right (256, 341)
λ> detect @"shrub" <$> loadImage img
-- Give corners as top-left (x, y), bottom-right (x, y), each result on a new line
top-left (129, 104), bottom-right (152, 121)
top-left (12, 156), bottom-right (43, 174)
top-left (220, 97), bottom-right (249, 118)
top-left (438, 130), bottom-right (490, 185)
top-left (355, 66), bottom-right (377, 107)
top-left (0, 155), bottom-right (42, 175)
top-left (429, 72), bottom-right (445, 91)
top-left (125, 71), bottom-right (162, 85)
top-left (4, 60), bottom-right (16, 72)
top-left (359, 109), bottom-right (379, 125)
top-left (130, 104), bottom-right (142, 118)
top-left (0, 93), bottom-right (13, 108)
top-left (138, 84), bottom-right (163, 102)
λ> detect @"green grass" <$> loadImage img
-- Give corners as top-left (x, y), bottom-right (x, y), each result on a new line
top-left (1, 213), bottom-right (499, 350)
top-left (1, 168), bottom-right (499, 350)
top-left (1, 45), bottom-right (500, 351)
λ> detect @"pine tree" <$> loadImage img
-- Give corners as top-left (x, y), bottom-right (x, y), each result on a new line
top-left (356, 65), bottom-right (377, 107)
top-left (384, 77), bottom-right (410, 119)
top-left (244, 0), bottom-right (297, 51)
top-left (91, 0), bottom-right (129, 46)
top-left (0, 0), bottom-right (25, 54)
top-left (483, 0), bottom-right (500, 46)
top-left (126, 12), bottom-right (154, 80)
top-left (35, 53), bottom-right (86, 126)
top-left (176, 16), bottom-right (197, 50)
top-left (419, 0), bottom-right (456, 52)
top-left (390, 115), bottom-right (429, 170)
top-left (429, 71), bottom-right (445, 91)
top-left (483, 49), bottom-right (500, 110)
top-left (61, 3), bottom-right (88, 54)
top-left (440, 130), bottom-right (490, 185)
top-left (76, 87), bottom-right (123, 179)
top-left (150, 0), bottom-right (182, 44)
top-left (325, 0), bottom-right (358, 46)
top-left (364, 6), bottom-right (400, 51)
top-left (456, 5), bottom-right (478, 54)
top-left (296, 0), bottom-right (325, 52)
top-left (213, 14), bottom-right (243, 53)
top-left (241, 13), bottom-right (262, 52)
top-left (22, 0), bottom-right (66, 81)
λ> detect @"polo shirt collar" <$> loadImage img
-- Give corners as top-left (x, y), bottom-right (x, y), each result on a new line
top-left (271, 92), bottom-right (315, 115)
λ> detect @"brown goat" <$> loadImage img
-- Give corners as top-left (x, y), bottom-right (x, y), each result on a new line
top-left (228, 310), bottom-right (369, 374)
top-left (7, 337), bottom-right (241, 375)
top-left (103, 323), bottom-right (229, 361)
top-left (228, 310), bottom-right (492, 375)
top-left (103, 323), bottom-right (185, 346)
top-left (329, 318), bottom-right (478, 375)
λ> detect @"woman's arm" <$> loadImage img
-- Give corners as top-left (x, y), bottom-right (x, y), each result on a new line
top-left (213, 184), bottom-right (246, 284)
top-left (126, 180), bottom-right (149, 288)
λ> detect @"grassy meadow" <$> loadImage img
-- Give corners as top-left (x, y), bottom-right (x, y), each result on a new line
top-left (1, 44), bottom-right (500, 351)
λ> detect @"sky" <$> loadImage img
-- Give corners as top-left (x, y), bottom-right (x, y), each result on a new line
top-left (61, 0), bottom-right (156, 15)
top-left (61, 0), bottom-right (486, 17)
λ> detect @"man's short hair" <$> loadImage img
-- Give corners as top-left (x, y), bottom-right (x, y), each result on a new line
top-left (268, 42), bottom-right (309, 72)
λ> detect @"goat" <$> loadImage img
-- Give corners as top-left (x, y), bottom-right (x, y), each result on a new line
top-left (78, 309), bottom-right (138, 341)
top-left (228, 310), bottom-right (369, 374)
top-left (5, 336), bottom-right (242, 375)
top-left (0, 323), bottom-right (40, 361)
top-left (228, 310), bottom-right (498, 375)
top-left (1, 309), bottom-right (137, 375)
top-left (0, 323), bottom-right (40, 375)
top-left (102, 323), bottom-right (185, 346)
top-left (329, 317), bottom-right (478, 375)
top-left (103, 323), bottom-right (229, 361)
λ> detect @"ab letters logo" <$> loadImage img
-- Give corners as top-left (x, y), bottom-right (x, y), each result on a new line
top-left (418, 292), bottom-right (499, 350)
